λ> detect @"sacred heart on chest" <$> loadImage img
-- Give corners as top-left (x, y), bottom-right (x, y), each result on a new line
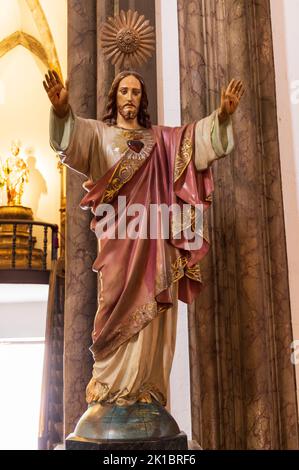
top-left (127, 140), bottom-right (145, 153)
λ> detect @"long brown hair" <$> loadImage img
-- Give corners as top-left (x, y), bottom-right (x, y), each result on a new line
top-left (103, 71), bottom-right (152, 129)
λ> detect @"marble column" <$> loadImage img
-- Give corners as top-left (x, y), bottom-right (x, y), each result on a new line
top-left (178, 0), bottom-right (299, 449)
top-left (65, 0), bottom-right (114, 438)
top-left (65, 0), bottom-right (157, 440)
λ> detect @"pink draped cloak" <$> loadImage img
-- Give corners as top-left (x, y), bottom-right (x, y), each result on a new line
top-left (79, 123), bottom-right (214, 361)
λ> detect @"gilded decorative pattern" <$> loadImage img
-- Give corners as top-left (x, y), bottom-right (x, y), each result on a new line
top-left (101, 130), bottom-right (155, 204)
top-left (86, 377), bottom-right (166, 406)
top-left (100, 10), bottom-right (155, 68)
top-left (171, 204), bottom-right (203, 238)
top-left (185, 263), bottom-right (202, 282)
top-left (174, 136), bottom-right (193, 183)
top-left (101, 157), bottom-right (145, 203)
top-left (155, 255), bottom-right (189, 292)
top-left (131, 301), bottom-right (158, 325)
top-left (171, 255), bottom-right (189, 283)
top-left (203, 211), bottom-right (210, 244)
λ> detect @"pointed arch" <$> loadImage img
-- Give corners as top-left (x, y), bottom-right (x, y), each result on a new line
top-left (0, 31), bottom-right (49, 68)
top-left (25, 0), bottom-right (62, 77)
top-left (0, 0), bottom-right (62, 79)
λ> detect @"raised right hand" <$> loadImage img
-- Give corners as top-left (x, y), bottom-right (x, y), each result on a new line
top-left (43, 70), bottom-right (69, 118)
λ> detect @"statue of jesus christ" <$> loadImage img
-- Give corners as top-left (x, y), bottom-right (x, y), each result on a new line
top-left (44, 69), bottom-right (244, 412)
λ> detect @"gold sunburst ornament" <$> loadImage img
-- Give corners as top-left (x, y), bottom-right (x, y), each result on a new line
top-left (100, 10), bottom-right (155, 69)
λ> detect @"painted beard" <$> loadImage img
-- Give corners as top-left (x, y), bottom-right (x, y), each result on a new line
top-left (118, 104), bottom-right (138, 121)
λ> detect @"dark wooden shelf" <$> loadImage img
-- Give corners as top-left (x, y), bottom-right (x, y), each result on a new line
top-left (0, 269), bottom-right (50, 284)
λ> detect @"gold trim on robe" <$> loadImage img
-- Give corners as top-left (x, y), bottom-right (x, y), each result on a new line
top-left (101, 130), bottom-right (155, 204)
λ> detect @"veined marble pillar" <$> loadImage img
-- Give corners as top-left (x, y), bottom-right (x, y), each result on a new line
top-left (178, 0), bottom-right (299, 449)
top-left (65, 0), bottom-right (114, 438)
top-left (65, 0), bottom-right (157, 440)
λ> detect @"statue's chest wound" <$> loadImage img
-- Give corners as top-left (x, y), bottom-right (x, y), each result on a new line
top-left (112, 128), bottom-right (155, 161)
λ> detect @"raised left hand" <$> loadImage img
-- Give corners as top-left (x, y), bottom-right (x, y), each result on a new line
top-left (218, 79), bottom-right (245, 124)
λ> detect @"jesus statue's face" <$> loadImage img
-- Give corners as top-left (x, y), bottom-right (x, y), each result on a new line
top-left (117, 75), bottom-right (142, 122)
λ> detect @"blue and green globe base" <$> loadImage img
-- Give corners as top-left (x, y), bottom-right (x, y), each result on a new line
top-left (65, 400), bottom-right (188, 450)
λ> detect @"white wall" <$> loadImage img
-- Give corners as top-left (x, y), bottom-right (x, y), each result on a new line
top-left (270, 0), bottom-right (299, 405)
top-left (0, 0), bottom-right (67, 225)
top-left (0, 283), bottom-right (48, 450)
top-left (0, 283), bottom-right (48, 338)
top-left (0, 46), bottom-right (59, 224)
top-left (0, 301), bottom-right (48, 339)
